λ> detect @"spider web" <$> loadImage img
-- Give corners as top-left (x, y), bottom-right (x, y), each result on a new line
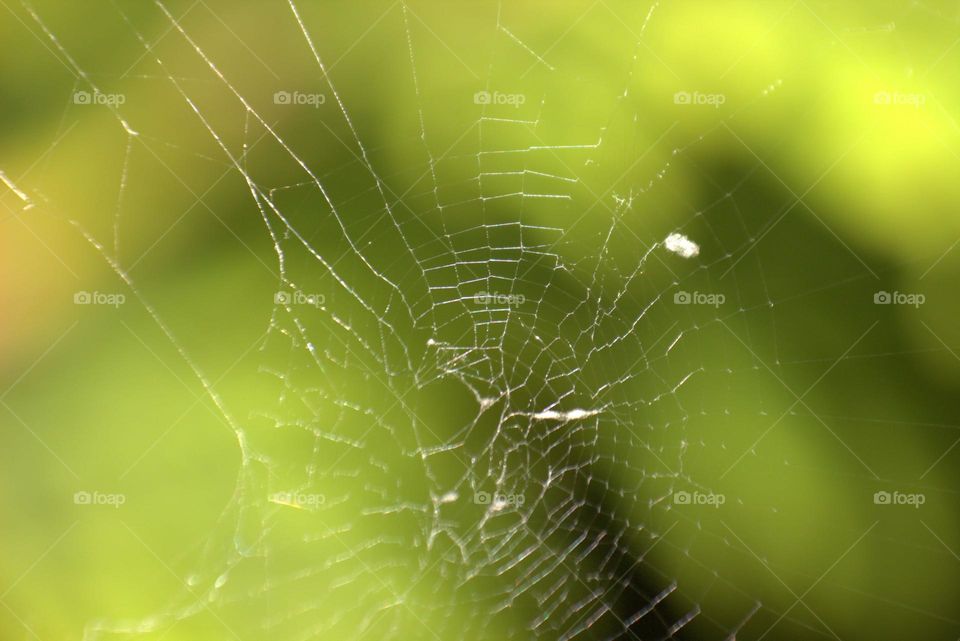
top-left (12, 0), bottom-right (960, 640)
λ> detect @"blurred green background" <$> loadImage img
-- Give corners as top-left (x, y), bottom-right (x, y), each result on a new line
top-left (2, 1), bottom-right (960, 640)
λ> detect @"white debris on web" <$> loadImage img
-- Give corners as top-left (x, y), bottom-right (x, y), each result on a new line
top-left (530, 408), bottom-right (601, 421)
top-left (437, 491), bottom-right (459, 504)
top-left (664, 232), bottom-right (700, 258)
